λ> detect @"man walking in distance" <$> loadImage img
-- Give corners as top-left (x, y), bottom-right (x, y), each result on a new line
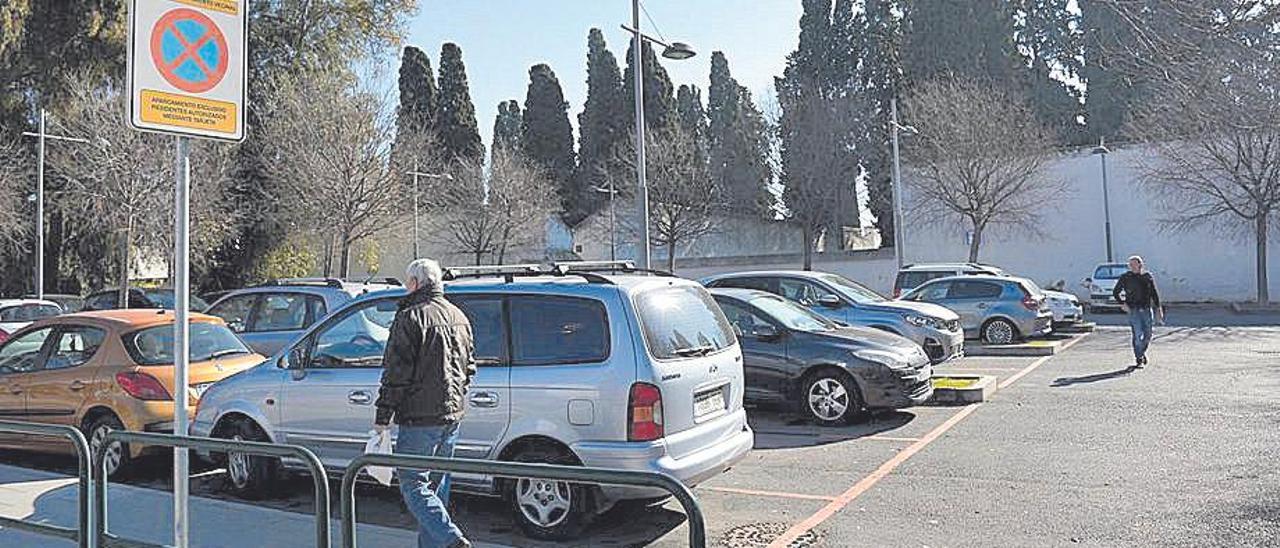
top-left (1113, 255), bottom-right (1163, 367)
top-left (375, 258), bottom-right (476, 548)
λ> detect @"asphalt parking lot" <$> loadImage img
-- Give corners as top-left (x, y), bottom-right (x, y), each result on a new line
top-left (2, 324), bottom-right (1278, 547)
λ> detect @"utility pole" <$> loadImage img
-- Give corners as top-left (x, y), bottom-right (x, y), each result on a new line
top-left (173, 136), bottom-right (191, 548)
top-left (21, 109), bottom-right (88, 300)
top-left (405, 166), bottom-right (452, 260)
top-left (1093, 138), bottom-right (1115, 262)
top-left (889, 99), bottom-right (907, 268)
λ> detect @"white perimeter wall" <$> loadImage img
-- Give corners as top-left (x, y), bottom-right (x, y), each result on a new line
top-left (677, 145), bottom-right (1277, 303)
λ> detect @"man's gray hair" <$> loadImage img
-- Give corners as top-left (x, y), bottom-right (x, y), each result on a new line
top-left (405, 258), bottom-right (443, 291)
top-left (1128, 255), bottom-right (1144, 264)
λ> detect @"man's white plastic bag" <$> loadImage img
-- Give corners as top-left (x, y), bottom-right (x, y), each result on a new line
top-left (364, 429), bottom-right (394, 486)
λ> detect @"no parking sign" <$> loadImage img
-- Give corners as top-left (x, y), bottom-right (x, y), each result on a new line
top-left (129, 0), bottom-right (246, 141)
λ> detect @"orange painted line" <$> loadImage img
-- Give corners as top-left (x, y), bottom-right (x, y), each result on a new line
top-left (766, 404), bottom-right (980, 547)
top-left (701, 486), bottom-right (837, 502)
top-left (861, 436), bottom-right (922, 443)
top-left (997, 335), bottom-right (1087, 390)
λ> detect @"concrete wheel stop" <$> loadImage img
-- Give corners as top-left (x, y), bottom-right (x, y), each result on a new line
top-left (966, 332), bottom-right (1087, 357)
top-left (929, 374), bottom-right (997, 404)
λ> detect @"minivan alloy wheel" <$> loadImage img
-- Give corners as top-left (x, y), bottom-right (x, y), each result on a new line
top-left (516, 478), bottom-right (572, 528)
top-left (808, 378), bottom-right (850, 422)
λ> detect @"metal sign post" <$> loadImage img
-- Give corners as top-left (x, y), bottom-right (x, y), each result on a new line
top-left (128, 1), bottom-right (246, 546)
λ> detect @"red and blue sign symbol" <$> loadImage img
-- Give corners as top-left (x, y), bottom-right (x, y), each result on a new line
top-left (150, 8), bottom-right (228, 94)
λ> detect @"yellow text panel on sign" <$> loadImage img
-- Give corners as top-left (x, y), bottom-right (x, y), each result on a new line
top-left (174, 0), bottom-right (239, 16)
top-left (140, 89), bottom-right (237, 135)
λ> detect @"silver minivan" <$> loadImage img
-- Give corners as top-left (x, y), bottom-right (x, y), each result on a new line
top-left (191, 268), bottom-right (753, 540)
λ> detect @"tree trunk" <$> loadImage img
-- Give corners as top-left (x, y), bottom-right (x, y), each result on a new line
top-left (1257, 214), bottom-right (1270, 304)
top-left (321, 234), bottom-right (334, 277)
top-left (474, 250), bottom-right (484, 266)
top-left (802, 225), bottom-right (814, 270)
top-left (117, 216), bottom-right (133, 309)
top-left (666, 240), bottom-right (677, 273)
top-left (967, 222), bottom-right (984, 263)
top-left (339, 234), bottom-right (352, 279)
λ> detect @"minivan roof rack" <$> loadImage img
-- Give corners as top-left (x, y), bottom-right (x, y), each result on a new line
top-left (354, 276), bottom-right (402, 286)
top-left (550, 260), bottom-right (675, 278)
top-left (259, 277), bottom-right (344, 289)
top-left (443, 264), bottom-right (616, 285)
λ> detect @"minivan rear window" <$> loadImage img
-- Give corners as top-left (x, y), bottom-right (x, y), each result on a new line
top-left (636, 285), bottom-right (736, 360)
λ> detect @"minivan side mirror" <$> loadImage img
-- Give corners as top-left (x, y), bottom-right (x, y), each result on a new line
top-left (280, 345), bottom-right (307, 369)
top-left (817, 295), bottom-right (843, 309)
top-left (752, 324), bottom-right (782, 341)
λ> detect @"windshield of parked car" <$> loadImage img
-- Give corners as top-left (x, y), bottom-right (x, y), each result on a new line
top-left (1093, 265), bottom-right (1127, 279)
top-left (126, 321), bottom-right (253, 365)
top-left (819, 274), bottom-right (886, 304)
top-left (636, 285), bottom-right (736, 359)
top-left (750, 295), bottom-right (835, 332)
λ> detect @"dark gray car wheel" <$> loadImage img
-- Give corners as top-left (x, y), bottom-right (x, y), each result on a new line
top-left (801, 369), bottom-right (863, 426)
top-left (217, 418), bottom-right (278, 500)
top-left (982, 318), bottom-right (1018, 345)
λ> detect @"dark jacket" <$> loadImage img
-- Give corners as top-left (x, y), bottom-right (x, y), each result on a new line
top-left (375, 286), bottom-right (476, 426)
top-left (1113, 271), bottom-right (1161, 309)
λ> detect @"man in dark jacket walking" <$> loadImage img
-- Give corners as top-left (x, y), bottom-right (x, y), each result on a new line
top-left (375, 258), bottom-right (476, 548)
top-left (1113, 255), bottom-right (1163, 367)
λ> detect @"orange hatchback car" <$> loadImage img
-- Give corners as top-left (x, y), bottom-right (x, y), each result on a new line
top-left (0, 310), bottom-right (262, 476)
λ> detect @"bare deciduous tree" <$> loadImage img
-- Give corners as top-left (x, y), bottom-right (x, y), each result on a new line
top-left (612, 127), bottom-right (723, 272)
top-left (1129, 52), bottom-right (1280, 303)
top-left (260, 71), bottom-right (412, 277)
top-left (49, 80), bottom-right (241, 303)
top-left (903, 77), bottom-right (1068, 262)
top-left (0, 139), bottom-right (30, 254)
top-left (427, 151), bottom-right (558, 266)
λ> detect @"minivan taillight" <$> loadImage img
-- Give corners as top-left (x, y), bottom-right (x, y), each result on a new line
top-left (0, 328), bottom-right (8, 344)
top-left (1021, 295), bottom-right (1041, 311)
top-left (628, 383), bottom-right (664, 442)
top-left (116, 371), bottom-right (172, 401)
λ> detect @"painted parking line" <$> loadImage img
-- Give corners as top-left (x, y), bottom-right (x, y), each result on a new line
top-left (862, 436), bottom-right (922, 443)
top-left (700, 486), bottom-right (837, 502)
top-left (765, 334), bottom-right (1090, 547)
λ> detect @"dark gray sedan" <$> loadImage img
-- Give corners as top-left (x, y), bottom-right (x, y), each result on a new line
top-left (710, 288), bottom-right (934, 425)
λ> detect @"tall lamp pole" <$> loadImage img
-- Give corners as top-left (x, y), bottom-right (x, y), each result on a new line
top-left (405, 164), bottom-right (452, 260)
top-left (888, 99), bottom-right (917, 269)
top-left (623, 0), bottom-right (694, 268)
top-left (593, 183), bottom-right (619, 261)
top-left (20, 108), bottom-right (89, 299)
top-left (1092, 138), bottom-right (1114, 262)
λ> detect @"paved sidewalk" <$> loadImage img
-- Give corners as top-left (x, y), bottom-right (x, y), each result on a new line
top-left (0, 463), bottom-right (510, 547)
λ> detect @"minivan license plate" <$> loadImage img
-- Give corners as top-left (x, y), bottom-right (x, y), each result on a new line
top-left (694, 388), bottom-right (726, 418)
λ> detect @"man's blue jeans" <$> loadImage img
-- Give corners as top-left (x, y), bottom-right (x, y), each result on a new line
top-left (1127, 306), bottom-right (1154, 361)
top-left (394, 423), bottom-right (463, 548)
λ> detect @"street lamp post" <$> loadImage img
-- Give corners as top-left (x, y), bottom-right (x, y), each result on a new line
top-left (623, 0), bottom-right (695, 269)
top-left (20, 109), bottom-right (89, 300)
top-left (1092, 139), bottom-right (1114, 262)
top-left (405, 164), bottom-right (452, 260)
top-left (888, 99), bottom-right (917, 269)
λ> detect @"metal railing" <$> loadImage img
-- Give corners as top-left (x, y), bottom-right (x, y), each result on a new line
top-left (0, 420), bottom-right (92, 548)
top-left (92, 431), bottom-right (332, 548)
top-left (341, 454), bottom-right (706, 548)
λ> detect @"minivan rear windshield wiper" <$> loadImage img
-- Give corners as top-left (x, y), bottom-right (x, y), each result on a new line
top-left (672, 345), bottom-right (716, 357)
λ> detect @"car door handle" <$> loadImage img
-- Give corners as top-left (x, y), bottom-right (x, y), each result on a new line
top-left (347, 390), bottom-right (373, 405)
top-left (69, 380), bottom-right (86, 391)
top-left (469, 392), bottom-right (499, 408)
top-left (977, 303), bottom-right (989, 309)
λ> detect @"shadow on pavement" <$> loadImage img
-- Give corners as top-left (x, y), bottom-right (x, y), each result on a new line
top-left (748, 408), bottom-right (916, 450)
top-left (1051, 366), bottom-right (1139, 387)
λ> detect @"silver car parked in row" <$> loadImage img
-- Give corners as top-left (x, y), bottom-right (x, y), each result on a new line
top-left (900, 275), bottom-right (1053, 344)
top-left (192, 266), bottom-right (753, 540)
top-left (702, 271), bottom-right (964, 364)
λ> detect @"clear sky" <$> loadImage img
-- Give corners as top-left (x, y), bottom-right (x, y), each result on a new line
top-left (400, 0), bottom-right (803, 149)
